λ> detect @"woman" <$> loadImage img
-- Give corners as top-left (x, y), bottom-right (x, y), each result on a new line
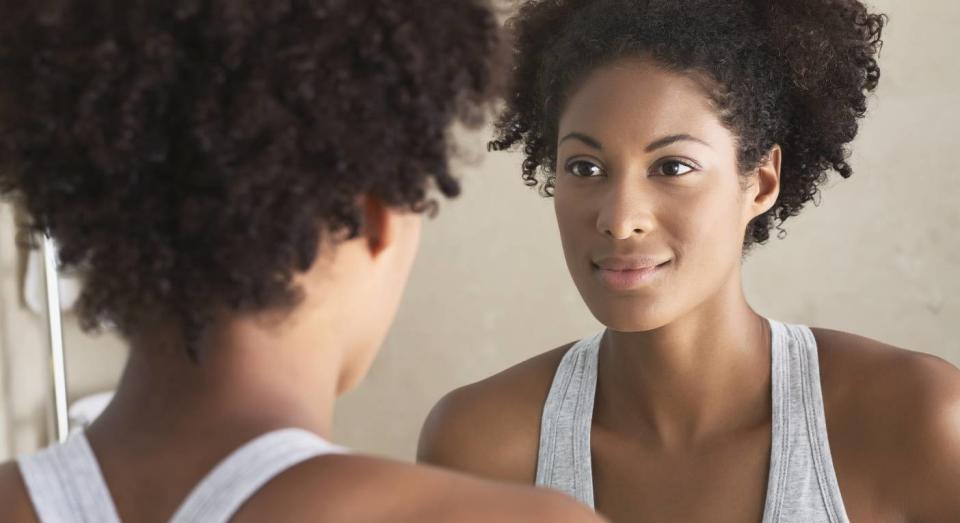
top-left (0, 1), bottom-right (602, 521)
top-left (419, 1), bottom-right (960, 521)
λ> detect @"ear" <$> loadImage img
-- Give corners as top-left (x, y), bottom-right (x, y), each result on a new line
top-left (750, 145), bottom-right (781, 218)
top-left (359, 193), bottom-right (392, 257)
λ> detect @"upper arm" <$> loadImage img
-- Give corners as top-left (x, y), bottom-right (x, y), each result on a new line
top-left (469, 486), bottom-right (605, 523)
top-left (417, 346), bottom-right (570, 483)
top-left (0, 461), bottom-right (38, 523)
top-left (417, 387), bottom-right (482, 469)
top-left (816, 329), bottom-right (960, 521)
top-left (421, 472), bottom-right (603, 522)
top-left (417, 383), bottom-right (540, 483)
top-left (897, 354), bottom-right (960, 522)
top-left (514, 491), bottom-right (606, 523)
top-left (237, 453), bottom-right (606, 523)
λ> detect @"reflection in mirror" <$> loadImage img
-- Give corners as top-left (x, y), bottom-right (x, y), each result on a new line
top-left (417, 1), bottom-right (960, 522)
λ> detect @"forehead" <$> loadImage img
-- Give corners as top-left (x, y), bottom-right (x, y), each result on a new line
top-left (558, 56), bottom-right (728, 144)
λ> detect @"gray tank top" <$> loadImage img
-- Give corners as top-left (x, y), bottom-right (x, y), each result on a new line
top-left (536, 319), bottom-right (848, 522)
top-left (17, 428), bottom-right (345, 523)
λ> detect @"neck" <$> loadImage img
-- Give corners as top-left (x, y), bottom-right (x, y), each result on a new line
top-left (596, 270), bottom-right (771, 448)
top-left (87, 313), bottom-right (345, 454)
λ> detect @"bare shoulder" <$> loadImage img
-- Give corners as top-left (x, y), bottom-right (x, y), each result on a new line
top-left (0, 460), bottom-right (38, 523)
top-left (813, 328), bottom-right (960, 521)
top-left (813, 328), bottom-right (960, 418)
top-left (234, 453), bottom-right (603, 522)
top-left (417, 343), bottom-right (576, 483)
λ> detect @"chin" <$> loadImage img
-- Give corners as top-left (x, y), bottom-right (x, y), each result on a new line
top-left (335, 370), bottom-right (363, 396)
top-left (598, 313), bottom-right (674, 333)
top-left (581, 292), bottom-right (679, 333)
top-left (336, 341), bottom-right (381, 396)
top-left (336, 364), bottom-right (372, 396)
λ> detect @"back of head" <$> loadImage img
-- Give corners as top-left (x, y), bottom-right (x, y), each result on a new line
top-left (0, 0), bottom-right (501, 356)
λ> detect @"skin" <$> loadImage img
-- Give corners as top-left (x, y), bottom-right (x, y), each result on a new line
top-left (418, 57), bottom-right (960, 522)
top-left (0, 196), bottom-right (602, 522)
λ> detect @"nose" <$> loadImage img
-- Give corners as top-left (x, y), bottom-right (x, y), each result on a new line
top-left (595, 181), bottom-right (655, 240)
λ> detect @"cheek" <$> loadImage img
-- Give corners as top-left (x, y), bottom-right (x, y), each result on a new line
top-left (554, 190), bottom-right (589, 245)
top-left (666, 184), bottom-right (745, 271)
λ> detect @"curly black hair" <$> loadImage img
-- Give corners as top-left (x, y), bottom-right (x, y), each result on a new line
top-left (0, 0), bottom-right (500, 356)
top-left (490, 0), bottom-right (885, 247)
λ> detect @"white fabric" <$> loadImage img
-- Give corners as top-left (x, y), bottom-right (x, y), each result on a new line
top-left (18, 428), bottom-right (344, 523)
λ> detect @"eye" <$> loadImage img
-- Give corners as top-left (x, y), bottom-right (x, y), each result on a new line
top-left (655, 160), bottom-right (696, 177)
top-left (566, 159), bottom-right (604, 178)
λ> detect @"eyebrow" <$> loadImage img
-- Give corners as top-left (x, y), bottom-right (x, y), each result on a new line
top-left (645, 134), bottom-right (712, 152)
top-left (559, 132), bottom-right (602, 150)
top-left (558, 132), bottom-right (712, 152)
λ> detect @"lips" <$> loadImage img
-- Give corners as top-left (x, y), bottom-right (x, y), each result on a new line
top-left (591, 255), bottom-right (671, 290)
top-left (593, 255), bottom-right (667, 271)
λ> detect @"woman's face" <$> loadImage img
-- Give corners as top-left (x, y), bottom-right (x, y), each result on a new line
top-left (554, 56), bottom-right (773, 332)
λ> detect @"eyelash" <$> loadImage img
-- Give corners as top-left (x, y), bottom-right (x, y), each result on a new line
top-left (655, 159), bottom-right (697, 177)
top-left (564, 158), bottom-right (699, 178)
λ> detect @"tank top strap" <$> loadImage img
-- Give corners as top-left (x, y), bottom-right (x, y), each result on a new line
top-left (762, 320), bottom-right (849, 523)
top-left (17, 432), bottom-right (123, 523)
top-left (169, 428), bottom-right (345, 523)
top-left (535, 331), bottom-right (603, 508)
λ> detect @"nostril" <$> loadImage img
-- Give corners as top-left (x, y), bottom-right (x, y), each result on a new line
top-left (602, 227), bottom-right (644, 239)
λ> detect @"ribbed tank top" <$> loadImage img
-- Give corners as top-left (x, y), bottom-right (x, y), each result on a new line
top-left (16, 428), bottom-right (345, 523)
top-left (536, 319), bottom-right (848, 522)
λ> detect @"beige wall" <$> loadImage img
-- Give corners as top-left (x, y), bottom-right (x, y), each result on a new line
top-left (1, 0), bottom-right (957, 462)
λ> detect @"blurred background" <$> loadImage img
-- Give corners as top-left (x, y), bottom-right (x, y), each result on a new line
top-left (1, 0), bottom-right (958, 461)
